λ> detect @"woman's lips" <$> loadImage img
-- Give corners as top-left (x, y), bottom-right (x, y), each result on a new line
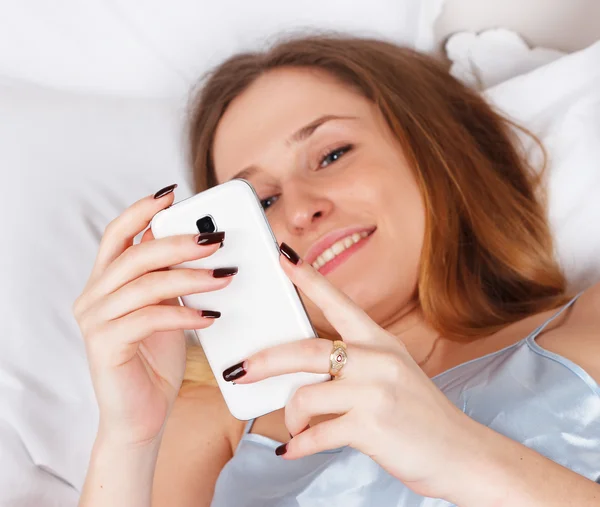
top-left (304, 226), bottom-right (376, 275)
top-left (316, 231), bottom-right (373, 275)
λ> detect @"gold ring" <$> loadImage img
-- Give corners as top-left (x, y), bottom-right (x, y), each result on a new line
top-left (329, 340), bottom-right (347, 378)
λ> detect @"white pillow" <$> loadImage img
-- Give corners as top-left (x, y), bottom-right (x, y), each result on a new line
top-left (0, 77), bottom-right (192, 504)
top-left (0, 0), bottom-right (445, 98)
top-left (445, 31), bottom-right (600, 290)
top-left (483, 41), bottom-right (600, 291)
top-left (446, 28), bottom-right (566, 89)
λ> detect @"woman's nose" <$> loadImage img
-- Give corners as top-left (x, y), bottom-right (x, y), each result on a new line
top-left (283, 186), bottom-right (333, 235)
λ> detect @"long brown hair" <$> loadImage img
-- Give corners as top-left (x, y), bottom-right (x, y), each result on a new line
top-left (184, 33), bottom-right (567, 384)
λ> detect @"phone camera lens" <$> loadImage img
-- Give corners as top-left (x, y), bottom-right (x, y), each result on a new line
top-left (196, 215), bottom-right (216, 234)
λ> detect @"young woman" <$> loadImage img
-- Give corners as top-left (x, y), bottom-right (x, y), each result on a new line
top-left (73, 35), bottom-right (600, 506)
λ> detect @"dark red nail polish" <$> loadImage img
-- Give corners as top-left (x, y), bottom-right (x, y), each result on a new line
top-left (200, 310), bottom-right (221, 319)
top-left (213, 267), bottom-right (238, 278)
top-left (275, 443), bottom-right (288, 456)
top-left (223, 361), bottom-right (246, 382)
top-left (196, 231), bottom-right (225, 245)
top-left (279, 242), bottom-right (302, 265)
top-left (153, 184), bottom-right (177, 199)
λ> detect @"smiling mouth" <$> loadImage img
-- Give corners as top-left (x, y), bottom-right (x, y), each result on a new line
top-left (311, 230), bottom-right (372, 270)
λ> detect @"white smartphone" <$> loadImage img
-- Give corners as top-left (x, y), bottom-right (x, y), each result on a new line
top-left (150, 179), bottom-right (329, 420)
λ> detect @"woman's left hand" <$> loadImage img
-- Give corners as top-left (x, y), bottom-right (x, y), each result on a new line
top-left (226, 243), bottom-right (486, 499)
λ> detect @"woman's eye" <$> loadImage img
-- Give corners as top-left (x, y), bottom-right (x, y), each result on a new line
top-left (260, 195), bottom-right (279, 210)
top-left (319, 144), bottom-right (353, 168)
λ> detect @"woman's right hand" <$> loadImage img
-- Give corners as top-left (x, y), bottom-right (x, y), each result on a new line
top-left (73, 185), bottom-right (235, 447)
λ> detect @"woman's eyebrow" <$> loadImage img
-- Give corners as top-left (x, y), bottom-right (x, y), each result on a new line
top-left (230, 114), bottom-right (357, 181)
top-left (286, 114), bottom-right (358, 145)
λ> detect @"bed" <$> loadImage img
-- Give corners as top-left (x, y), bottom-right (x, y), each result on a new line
top-left (0, 1), bottom-right (598, 504)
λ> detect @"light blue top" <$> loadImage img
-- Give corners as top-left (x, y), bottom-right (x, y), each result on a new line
top-left (211, 293), bottom-right (600, 506)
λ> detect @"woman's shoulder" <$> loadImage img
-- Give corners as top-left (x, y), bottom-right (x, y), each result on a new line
top-left (536, 282), bottom-right (600, 386)
top-left (563, 281), bottom-right (600, 322)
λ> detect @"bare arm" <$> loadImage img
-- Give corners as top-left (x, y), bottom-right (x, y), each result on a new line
top-left (153, 385), bottom-right (242, 507)
top-left (80, 436), bottom-right (161, 507)
top-left (439, 421), bottom-right (600, 507)
top-left (81, 386), bottom-right (238, 507)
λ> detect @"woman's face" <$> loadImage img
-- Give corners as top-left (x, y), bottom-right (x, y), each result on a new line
top-left (212, 68), bottom-right (425, 333)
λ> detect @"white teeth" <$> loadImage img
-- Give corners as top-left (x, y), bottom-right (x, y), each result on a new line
top-left (332, 242), bottom-right (345, 255)
top-left (311, 231), bottom-right (371, 270)
top-left (322, 248), bottom-right (335, 262)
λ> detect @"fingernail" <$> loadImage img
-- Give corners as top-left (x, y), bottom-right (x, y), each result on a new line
top-left (223, 361), bottom-right (247, 382)
top-left (196, 231), bottom-right (225, 245)
top-left (153, 184), bottom-right (177, 199)
top-left (279, 242), bottom-right (302, 265)
top-left (212, 267), bottom-right (238, 278)
top-left (275, 443), bottom-right (288, 456)
top-left (199, 310), bottom-right (221, 319)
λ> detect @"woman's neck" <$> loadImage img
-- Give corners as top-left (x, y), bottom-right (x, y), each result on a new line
top-left (379, 301), bottom-right (445, 366)
top-left (315, 299), bottom-right (459, 373)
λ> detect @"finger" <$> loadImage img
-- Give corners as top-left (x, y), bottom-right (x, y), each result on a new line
top-left (85, 233), bottom-right (223, 307)
top-left (229, 338), bottom-right (329, 383)
top-left (279, 416), bottom-right (351, 460)
top-left (87, 267), bottom-right (236, 324)
top-left (230, 340), bottom-right (400, 387)
top-left (231, 338), bottom-right (357, 384)
top-left (278, 243), bottom-right (379, 344)
top-left (284, 381), bottom-right (357, 436)
top-left (90, 185), bottom-right (177, 281)
top-left (140, 223), bottom-right (178, 310)
top-left (92, 304), bottom-right (219, 347)
top-left (140, 227), bottom-right (154, 243)
top-left (85, 304), bottom-right (211, 368)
